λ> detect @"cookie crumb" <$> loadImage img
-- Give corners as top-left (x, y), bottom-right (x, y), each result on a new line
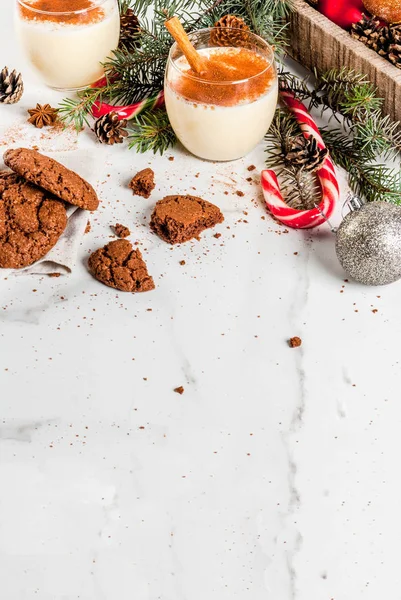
top-left (236, 190), bottom-right (245, 197)
top-left (85, 220), bottom-right (91, 234)
top-left (214, 233), bottom-right (222, 239)
top-left (174, 386), bottom-right (184, 395)
top-left (168, 156), bottom-right (175, 161)
top-left (48, 272), bottom-right (61, 278)
top-left (247, 165), bottom-right (256, 171)
top-left (113, 223), bottom-right (131, 238)
top-left (179, 260), bottom-right (186, 265)
top-left (289, 336), bottom-right (302, 348)
top-left (129, 168), bottom-right (155, 199)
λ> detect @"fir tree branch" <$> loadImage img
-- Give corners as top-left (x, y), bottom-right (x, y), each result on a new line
top-left (265, 110), bottom-right (321, 209)
top-left (321, 127), bottom-right (401, 204)
top-left (58, 88), bottom-right (103, 130)
top-left (128, 108), bottom-right (176, 154)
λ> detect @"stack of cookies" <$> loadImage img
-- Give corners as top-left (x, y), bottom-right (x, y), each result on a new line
top-left (0, 148), bottom-right (98, 269)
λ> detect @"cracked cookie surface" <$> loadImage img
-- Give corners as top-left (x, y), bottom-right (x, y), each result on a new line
top-left (4, 148), bottom-right (99, 211)
top-left (0, 173), bottom-right (68, 268)
top-left (150, 195), bottom-right (224, 244)
top-left (88, 239), bottom-right (155, 292)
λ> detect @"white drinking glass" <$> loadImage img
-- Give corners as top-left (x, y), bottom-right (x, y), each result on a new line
top-left (15, 0), bottom-right (120, 90)
top-left (164, 27), bottom-right (278, 161)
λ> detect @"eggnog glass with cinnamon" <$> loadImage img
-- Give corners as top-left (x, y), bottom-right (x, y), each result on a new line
top-left (15, 0), bottom-right (120, 90)
top-left (164, 28), bottom-right (278, 162)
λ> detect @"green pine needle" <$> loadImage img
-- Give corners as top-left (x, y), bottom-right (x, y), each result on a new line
top-left (128, 109), bottom-right (177, 154)
top-left (320, 127), bottom-right (401, 204)
top-left (57, 88), bottom-right (102, 131)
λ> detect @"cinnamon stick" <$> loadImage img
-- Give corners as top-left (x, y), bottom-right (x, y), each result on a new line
top-left (165, 16), bottom-right (208, 75)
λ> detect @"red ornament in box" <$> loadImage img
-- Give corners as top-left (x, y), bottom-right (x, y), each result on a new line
top-left (318, 0), bottom-right (364, 29)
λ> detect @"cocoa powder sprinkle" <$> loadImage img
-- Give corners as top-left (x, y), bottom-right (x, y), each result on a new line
top-left (172, 48), bottom-right (275, 107)
top-left (19, 0), bottom-right (105, 24)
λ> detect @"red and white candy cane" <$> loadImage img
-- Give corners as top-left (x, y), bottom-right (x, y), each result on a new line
top-left (262, 90), bottom-right (339, 229)
top-left (92, 91), bottom-right (165, 120)
top-left (89, 76), bottom-right (165, 121)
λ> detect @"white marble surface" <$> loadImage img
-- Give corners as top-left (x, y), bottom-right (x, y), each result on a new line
top-left (2, 5), bottom-right (401, 599)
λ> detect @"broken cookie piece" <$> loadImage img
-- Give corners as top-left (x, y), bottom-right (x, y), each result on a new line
top-left (129, 168), bottom-right (155, 199)
top-left (150, 195), bottom-right (224, 244)
top-left (88, 239), bottom-right (155, 293)
top-left (113, 223), bottom-right (131, 238)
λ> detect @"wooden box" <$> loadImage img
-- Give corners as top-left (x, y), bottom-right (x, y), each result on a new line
top-left (288, 0), bottom-right (401, 122)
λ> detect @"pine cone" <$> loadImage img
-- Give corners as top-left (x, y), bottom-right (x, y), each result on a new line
top-left (0, 66), bottom-right (24, 104)
top-left (94, 112), bottom-right (129, 145)
top-left (210, 15), bottom-right (250, 48)
top-left (388, 24), bottom-right (401, 68)
top-left (351, 14), bottom-right (383, 49)
top-left (119, 8), bottom-right (140, 51)
top-left (285, 137), bottom-right (328, 173)
top-left (389, 43), bottom-right (401, 68)
top-left (390, 24), bottom-right (401, 44)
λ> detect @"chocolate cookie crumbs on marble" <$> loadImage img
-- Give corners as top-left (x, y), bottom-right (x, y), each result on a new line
top-left (174, 386), bottom-right (184, 394)
top-left (150, 195), bottom-right (224, 244)
top-left (129, 168), bottom-right (155, 199)
top-left (289, 336), bottom-right (302, 348)
top-left (179, 260), bottom-right (186, 265)
top-left (88, 239), bottom-right (155, 293)
top-left (113, 223), bottom-right (131, 238)
top-left (214, 233), bottom-right (222, 239)
top-left (247, 165), bottom-right (256, 171)
top-left (0, 173), bottom-right (67, 268)
top-left (236, 190), bottom-right (245, 197)
top-left (4, 148), bottom-right (99, 211)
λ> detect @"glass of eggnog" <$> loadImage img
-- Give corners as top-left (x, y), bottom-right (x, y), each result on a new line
top-left (164, 28), bottom-right (278, 162)
top-left (15, 0), bottom-right (120, 90)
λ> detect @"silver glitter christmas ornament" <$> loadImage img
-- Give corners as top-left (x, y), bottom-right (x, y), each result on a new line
top-left (336, 201), bottom-right (401, 286)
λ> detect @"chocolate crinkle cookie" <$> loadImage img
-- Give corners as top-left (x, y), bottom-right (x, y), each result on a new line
top-left (150, 194), bottom-right (224, 244)
top-left (4, 148), bottom-right (99, 211)
top-left (129, 168), bottom-right (155, 199)
top-left (88, 239), bottom-right (155, 293)
top-left (0, 173), bottom-right (67, 269)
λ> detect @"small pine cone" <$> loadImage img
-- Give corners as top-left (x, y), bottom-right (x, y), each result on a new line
top-left (119, 8), bottom-right (141, 51)
top-left (285, 137), bottom-right (328, 173)
top-left (0, 66), bottom-right (24, 104)
top-left (389, 43), bottom-right (401, 68)
top-left (375, 26), bottom-right (393, 56)
top-left (94, 112), bottom-right (129, 145)
top-left (351, 14), bottom-right (383, 49)
top-left (211, 15), bottom-right (250, 48)
top-left (390, 24), bottom-right (401, 44)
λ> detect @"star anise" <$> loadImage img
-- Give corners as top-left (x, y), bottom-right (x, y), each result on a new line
top-left (27, 103), bottom-right (58, 128)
